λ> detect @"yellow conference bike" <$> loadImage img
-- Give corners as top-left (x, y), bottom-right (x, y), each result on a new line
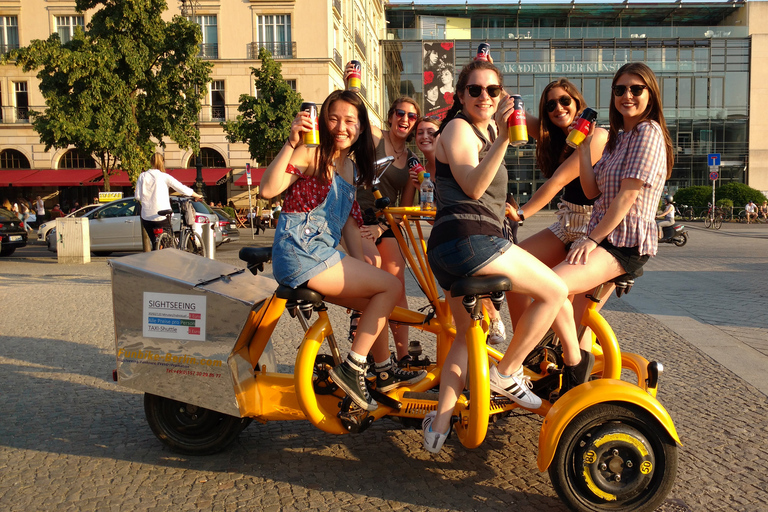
top-left (110, 157), bottom-right (680, 512)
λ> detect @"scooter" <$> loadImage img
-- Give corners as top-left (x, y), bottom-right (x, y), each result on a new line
top-left (660, 223), bottom-right (688, 247)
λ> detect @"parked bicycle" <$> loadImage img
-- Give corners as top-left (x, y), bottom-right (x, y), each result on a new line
top-left (701, 203), bottom-right (723, 230)
top-left (154, 196), bottom-right (206, 257)
top-left (674, 203), bottom-right (695, 222)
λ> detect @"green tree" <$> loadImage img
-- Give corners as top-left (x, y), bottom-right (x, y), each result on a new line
top-left (715, 182), bottom-right (767, 207)
top-left (8, 0), bottom-right (211, 190)
top-left (223, 48), bottom-right (303, 164)
top-left (673, 186), bottom-right (711, 208)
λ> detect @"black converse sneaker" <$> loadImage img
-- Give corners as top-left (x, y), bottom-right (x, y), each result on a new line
top-left (560, 349), bottom-right (595, 396)
top-left (375, 359), bottom-right (427, 393)
top-left (329, 357), bottom-right (377, 412)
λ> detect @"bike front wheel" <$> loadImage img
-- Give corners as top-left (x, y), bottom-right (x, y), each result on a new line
top-left (181, 231), bottom-right (206, 257)
top-left (704, 215), bottom-right (712, 228)
top-left (713, 215), bottom-right (723, 230)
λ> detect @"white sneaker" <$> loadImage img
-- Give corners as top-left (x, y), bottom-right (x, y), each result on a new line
top-left (422, 411), bottom-right (449, 453)
top-left (487, 319), bottom-right (506, 345)
top-left (489, 365), bottom-right (542, 409)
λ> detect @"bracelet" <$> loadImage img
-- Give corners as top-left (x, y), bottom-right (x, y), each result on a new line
top-left (587, 236), bottom-right (600, 245)
top-left (285, 139), bottom-right (296, 150)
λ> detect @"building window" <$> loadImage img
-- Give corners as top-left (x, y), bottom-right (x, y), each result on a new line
top-left (0, 16), bottom-right (19, 53)
top-left (56, 15), bottom-right (84, 44)
top-left (211, 80), bottom-right (225, 120)
top-left (14, 82), bottom-right (28, 122)
top-left (286, 79), bottom-right (297, 91)
top-left (191, 15), bottom-right (218, 59)
top-left (197, 148), bottom-right (226, 168)
top-left (59, 148), bottom-right (96, 169)
top-left (0, 149), bottom-right (30, 169)
top-left (257, 15), bottom-right (292, 58)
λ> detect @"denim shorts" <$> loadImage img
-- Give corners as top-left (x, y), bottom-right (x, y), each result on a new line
top-left (428, 235), bottom-right (513, 291)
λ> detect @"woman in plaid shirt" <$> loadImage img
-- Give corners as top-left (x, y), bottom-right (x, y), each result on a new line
top-left (550, 63), bottom-right (674, 369)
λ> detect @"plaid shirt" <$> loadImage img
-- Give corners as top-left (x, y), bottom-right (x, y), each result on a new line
top-left (588, 120), bottom-right (666, 256)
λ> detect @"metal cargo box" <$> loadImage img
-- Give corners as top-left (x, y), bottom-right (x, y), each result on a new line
top-left (109, 249), bottom-right (277, 416)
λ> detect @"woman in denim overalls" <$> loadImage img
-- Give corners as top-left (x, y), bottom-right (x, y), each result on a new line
top-left (260, 90), bottom-right (424, 413)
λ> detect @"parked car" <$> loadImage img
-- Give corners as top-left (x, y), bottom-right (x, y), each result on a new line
top-left (47, 196), bottom-right (221, 255)
top-left (0, 207), bottom-right (28, 256)
top-left (37, 203), bottom-right (102, 242)
top-left (212, 207), bottom-right (240, 245)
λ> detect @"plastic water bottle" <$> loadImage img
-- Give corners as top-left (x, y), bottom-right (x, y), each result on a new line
top-left (420, 173), bottom-right (435, 211)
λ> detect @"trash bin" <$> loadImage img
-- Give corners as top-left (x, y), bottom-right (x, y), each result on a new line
top-left (56, 217), bottom-right (90, 264)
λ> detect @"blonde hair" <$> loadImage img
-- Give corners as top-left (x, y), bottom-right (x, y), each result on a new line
top-left (150, 153), bottom-right (166, 173)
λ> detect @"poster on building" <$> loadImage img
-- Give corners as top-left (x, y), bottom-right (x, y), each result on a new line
top-left (423, 41), bottom-right (455, 120)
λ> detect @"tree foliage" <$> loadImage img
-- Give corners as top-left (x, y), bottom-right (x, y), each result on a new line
top-left (8, 0), bottom-right (212, 190)
top-left (675, 183), bottom-right (767, 208)
top-left (222, 48), bottom-right (303, 165)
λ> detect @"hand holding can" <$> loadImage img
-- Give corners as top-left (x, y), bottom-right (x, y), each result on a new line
top-left (300, 102), bottom-right (320, 148)
top-left (346, 61), bottom-right (361, 92)
top-left (408, 156), bottom-right (426, 187)
top-left (475, 43), bottom-right (490, 61)
top-left (566, 108), bottom-right (597, 148)
top-left (507, 95), bottom-right (528, 146)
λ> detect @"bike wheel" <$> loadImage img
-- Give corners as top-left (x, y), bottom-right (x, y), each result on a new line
top-left (698, 209), bottom-right (708, 221)
top-left (549, 403), bottom-right (678, 512)
top-left (143, 393), bottom-right (249, 455)
top-left (182, 231), bottom-right (206, 257)
top-left (713, 215), bottom-right (723, 230)
top-left (704, 215), bottom-right (712, 228)
top-left (684, 208), bottom-right (694, 222)
top-left (155, 232), bottom-right (174, 250)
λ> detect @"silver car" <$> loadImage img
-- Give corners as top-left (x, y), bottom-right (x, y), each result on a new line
top-left (37, 203), bottom-right (102, 242)
top-left (47, 196), bottom-right (221, 255)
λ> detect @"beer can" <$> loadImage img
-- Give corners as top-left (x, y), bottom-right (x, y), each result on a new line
top-left (408, 155), bottom-right (426, 183)
top-left (476, 43), bottom-right (491, 62)
top-left (566, 107), bottom-right (597, 148)
top-left (301, 102), bottom-right (320, 148)
top-left (507, 95), bottom-right (528, 147)
top-left (346, 60), bottom-right (362, 92)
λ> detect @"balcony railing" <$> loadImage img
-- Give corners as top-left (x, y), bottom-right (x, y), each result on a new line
top-left (198, 43), bottom-right (218, 60)
top-left (211, 105), bottom-right (226, 121)
top-left (333, 0), bottom-right (342, 18)
top-left (0, 43), bottom-right (19, 55)
top-left (360, 85), bottom-right (367, 100)
top-left (333, 48), bottom-right (343, 70)
top-left (354, 30), bottom-right (366, 58)
top-left (16, 107), bottom-right (29, 122)
top-left (247, 41), bottom-right (296, 59)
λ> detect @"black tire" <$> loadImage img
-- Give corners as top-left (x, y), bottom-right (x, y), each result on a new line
top-left (713, 215), bottom-right (722, 230)
top-left (722, 209), bottom-right (732, 222)
top-left (143, 393), bottom-right (248, 455)
top-left (698, 209), bottom-right (708, 221)
top-left (181, 231), bottom-right (205, 257)
top-left (683, 208), bottom-right (694, 222)
top-left (673, 233), bottom-right (687, 247)
top-left (155, 232), bottom-right (174, 250)
top-left (704, 215), bottom-right (712, 228)
top-left (92, 251), bottom-right (113, 257)
top-left (0, 246), bottom-right (16, 256)
top-left (549, 403), bottom-right (678, 512)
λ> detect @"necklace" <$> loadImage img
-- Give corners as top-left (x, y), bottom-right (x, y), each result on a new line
top-left (387, 132), bottom-right (405, 158)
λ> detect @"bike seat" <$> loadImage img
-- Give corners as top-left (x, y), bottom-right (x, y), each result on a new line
top-left (275, 284), bottom-right (325, 304)
top-left (450, 275), bottom-right (512, 298)
top-left (157, 209), bottom-right (173, 216)
top-left (239, 247), bottom-right (272, 275)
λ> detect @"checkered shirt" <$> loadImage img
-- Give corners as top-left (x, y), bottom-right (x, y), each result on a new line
top-left (588, 120), bottom-right (666, 256)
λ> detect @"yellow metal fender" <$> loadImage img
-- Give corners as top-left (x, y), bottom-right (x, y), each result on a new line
top-left (537, 379), bottom-right (682, 472)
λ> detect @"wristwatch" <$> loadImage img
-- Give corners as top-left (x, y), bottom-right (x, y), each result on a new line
top-left (517, 208), bottom-right (525, 226)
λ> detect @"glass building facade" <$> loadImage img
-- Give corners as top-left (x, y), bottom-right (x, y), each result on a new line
top-left (383, 1), bottom-right (749, 204)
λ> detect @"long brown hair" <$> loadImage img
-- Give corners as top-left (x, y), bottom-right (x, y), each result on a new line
top-left (150, 153), bottom-right (166, 172)
top-left (436, 60), bottom-right (504, 136)
top-left (607, 62), bottom-right (674, 179)
top-left (386, 96), bottom-right (421, 142)
top-left (536, 79), bottom-right (587, 179)
top-left (314, 90), bottom-right (376, 187)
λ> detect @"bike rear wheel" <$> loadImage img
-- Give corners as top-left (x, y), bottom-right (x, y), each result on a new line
top-left (704, 215), bottom-right (712, 228)
top-left (155, 232), bottom-right (174, 250)
top-left (713, 215), bottom-right (723, 230)
top-left (181, 230), bottom-right (205, 257)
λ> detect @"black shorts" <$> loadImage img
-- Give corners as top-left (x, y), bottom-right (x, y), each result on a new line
top-left (597, 239), bottom-right (649, 279)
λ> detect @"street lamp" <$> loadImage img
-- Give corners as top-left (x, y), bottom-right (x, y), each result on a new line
top-left (180, 0), bottom-right (205, 197)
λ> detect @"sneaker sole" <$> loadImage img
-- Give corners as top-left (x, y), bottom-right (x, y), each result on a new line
top-left (329, 368), bottom-right (378, 412)
top-left (489, 381), bottom-right (542, 409)
top-left (378, 371), bottom-right (427, 393)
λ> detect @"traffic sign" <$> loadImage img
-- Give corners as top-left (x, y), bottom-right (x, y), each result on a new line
top-left (245, 163), bottom-right (252, 186)
top-left (709, 171), bottom-right (719, 181)
top-left (708, 153), bottom-right (721, 166)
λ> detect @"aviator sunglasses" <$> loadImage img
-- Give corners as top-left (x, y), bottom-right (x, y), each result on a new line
top-left (612, 84), bottom-right (648, 97)
top-left (466, 84), bottom-right (503, 98)
top-left (394, 109), bottom-right (419, 121)
top-left (545, 95), bottom-right (573, 113)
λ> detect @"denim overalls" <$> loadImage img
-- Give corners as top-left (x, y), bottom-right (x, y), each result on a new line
top-left (272, 170), bottom-right (357, 288)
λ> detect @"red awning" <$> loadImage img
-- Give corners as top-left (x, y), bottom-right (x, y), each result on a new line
top-left (0, 169), bottom-right (39, 187)
top-left (168, 168), bottom-right (231, 186)
top-left (233, 167), bottom-right (266, 186)
top-left (6, 169), bottom-right (103, 187)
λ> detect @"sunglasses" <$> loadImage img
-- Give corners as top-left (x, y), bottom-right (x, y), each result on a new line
top-left (612, 84), bottom-right (648, 97)
top-left (545, 95), bottom-right (573, 113)
top-left (466, 84), bottom-right (503, 98)
top-left (394, 109), bottom-right (418, 121)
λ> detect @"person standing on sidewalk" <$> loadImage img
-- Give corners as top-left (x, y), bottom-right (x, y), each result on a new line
top-left (135, 153), bottom-right (202, 250)
top-left (35, 196), bottom-right (45, 224)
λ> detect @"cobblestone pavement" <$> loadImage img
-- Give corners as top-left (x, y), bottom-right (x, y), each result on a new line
top-left (1, 216), bottom-right (767, 511)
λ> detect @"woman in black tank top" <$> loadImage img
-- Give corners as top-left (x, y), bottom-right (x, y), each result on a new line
top-left (506, 79), bottom-right (608, 350)
top-left (422, 61), bottom-right (587, 454)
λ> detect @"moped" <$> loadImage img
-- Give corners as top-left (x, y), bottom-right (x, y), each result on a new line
top-left (659, 223), bottom-right (688, 247)
top-left (109, 157), bottom-right (680, 512)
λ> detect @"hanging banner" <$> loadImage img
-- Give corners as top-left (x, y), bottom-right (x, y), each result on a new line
top-left (423, 41), bottom-right (455, 120)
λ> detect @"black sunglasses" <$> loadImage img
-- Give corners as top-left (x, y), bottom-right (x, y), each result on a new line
top-left (612, 84), bottom-right (648, 97)
top-left (466, 84), bottom-right (503, 98)
top-left (394, 109), bottom-right (418, 121)
top-left (545, 95), bottom-right (572, 113)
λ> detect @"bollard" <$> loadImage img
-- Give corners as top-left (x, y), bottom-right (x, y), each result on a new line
top-left (201, 223), bottom-right (215, 260)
